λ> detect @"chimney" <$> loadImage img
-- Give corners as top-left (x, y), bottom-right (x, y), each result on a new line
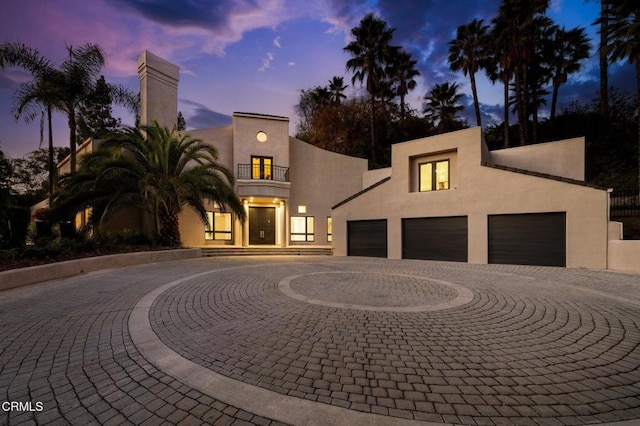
top-left (137, 51), bottom-right (179, 129)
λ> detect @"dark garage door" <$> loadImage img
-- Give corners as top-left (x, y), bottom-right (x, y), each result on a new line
top-left (348, 220), bottom-right (387, 258)
top-left (488, 212), bottom-right (566, 267)
top-left (402, 216), bottom-right (468, 262)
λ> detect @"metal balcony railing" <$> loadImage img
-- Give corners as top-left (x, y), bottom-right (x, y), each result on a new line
top-left (611, 189), bottom-right (640, 217)
top-left (237, 164), bottom-right (290, 182)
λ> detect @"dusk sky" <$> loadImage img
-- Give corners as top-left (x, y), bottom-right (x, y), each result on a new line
top-left (0, 0), bottom-right (635, 159)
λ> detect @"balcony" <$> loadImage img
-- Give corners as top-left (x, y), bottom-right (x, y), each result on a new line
top-left (237, 164), bottom-right (290, 182)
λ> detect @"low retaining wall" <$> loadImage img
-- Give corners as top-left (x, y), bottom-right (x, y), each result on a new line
top-left (608, 241), bottom-right (640, 275)
top-left (0, 248), bottom-right (202, 292)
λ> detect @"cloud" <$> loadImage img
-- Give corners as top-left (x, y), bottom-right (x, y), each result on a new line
top-left (259, 52), bottom-right (275, 72)
top-left (273, 36), bottom-right (281, 48)
top-left (288, 62), bottom-right (297, 67)
top-left (180, 99), bottom-right (232, 129)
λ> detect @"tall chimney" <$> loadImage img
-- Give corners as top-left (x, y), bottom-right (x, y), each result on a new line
top-left (137, 51), bottom-right (179, 129)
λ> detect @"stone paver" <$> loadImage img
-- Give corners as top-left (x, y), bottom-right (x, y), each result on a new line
top-left (1, 256), bottom-right (640, 425)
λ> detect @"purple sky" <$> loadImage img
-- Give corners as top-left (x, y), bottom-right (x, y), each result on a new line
top-left (0, 0), bottom-right (634, 159)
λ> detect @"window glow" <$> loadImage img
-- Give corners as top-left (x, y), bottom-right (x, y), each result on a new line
top-left (327, 217), bottom-right (332, 242)
top-left (205, 212), bottom-right (232, 240)
top-left (291, 216), bottom-right (314, 242)
top-left (419, 160), bottom-right (449, 192)
top-left (257, 131), bottom-right (268, 142)
top-left (298, 205), bottom-right (307, 214)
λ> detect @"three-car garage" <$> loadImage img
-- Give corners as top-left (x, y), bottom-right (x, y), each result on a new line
top-left (347, 212), bottom-right (567, 267)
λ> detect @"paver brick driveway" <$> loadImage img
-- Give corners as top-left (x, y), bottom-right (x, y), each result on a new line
top-left (1, 256), bottom-right (640, 425)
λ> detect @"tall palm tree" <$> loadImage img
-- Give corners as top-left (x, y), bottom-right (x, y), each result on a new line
top-left (449, 18), bottom-right (489, 127)
top-left (485, 31), bottom-right (513, 148)
top-left (548, 26), bottom-right (591, 119)
top-left (53, 121), bottom-right (244, 246)
top-left (423, 82), bottom-right (465, 133)
top-left (389, 49), bottom-right (420, 121)
top-left (328, 76), bottom-right (348, 105)
top-left (0, 41), bottom-right (138, 175)
top-left (492, 0), bottom-right (550, 146)
top-left (595, 0), bottom-right (612, 117)
top-left (599, 0), bottom-right (640, 191)
top-left (344, 13), bottom-right (397, 166)
top-left (0, 42), bottom-right (57, 196)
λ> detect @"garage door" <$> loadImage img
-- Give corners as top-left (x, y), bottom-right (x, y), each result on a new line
top-left (488, 212), bottom-right (566, 267)
top-left (347, 220), bottom-right (387, 258)
top-left (402, 216), bottom-right (468, 262)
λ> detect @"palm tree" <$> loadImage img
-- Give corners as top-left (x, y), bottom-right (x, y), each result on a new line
top-left (449, 19), bottom-right (489, 127)
top-left (389, 49), bottom-right (420, 121)
top-left (54, 121), bottom-right (245, 246)
top-left (328, 76), bottom-right (348, 105)
top-left (423, 82), bottom-right (465, 133)
top-left (0, 42), bottom-right (58, 196)
top-left (0, 41), bottom-right (138, 175)
top-left (595, 0), bottom-right (612, 117)
top-left (548, 26), bottom-right (591, 119)
top-left (344, 13), bottom-right (397, 166)
top-left (599, 0), bottom-right (640, 191)
top-left (492, 0), bottom-right (550, 146)
top-left (485, 31), bottom-right (514, 148)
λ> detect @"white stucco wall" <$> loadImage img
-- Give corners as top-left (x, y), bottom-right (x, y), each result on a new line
top-left (137, 51), bottom-right (179, 130)
top-left (289, 138), bottom-right (367, 246)
top-left (608, 241), bottom-right (640, 274)
top-left (489, 137), bottom-right (585, 181)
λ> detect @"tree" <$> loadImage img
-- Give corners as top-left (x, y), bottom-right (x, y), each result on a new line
top-left (76, 75), bottom-right (121, 142)
top-left (449, 18), bottom-right (489, 127)
top-left (423, 82), bottom-right (466, 133)
top-left (53, 121), bottom-right (245, 246)
top-left (345, 13), bottom-right (398, 166)
top-left (389, 49), bottom-right (420, 121)
top-left (485, 32), bottom-right (514, 148)
top-left (177, 111), bottom-right (186, 131)
top-left (0, 41), bottom-right (138, 175)
top-left (0, 42), bottom-right (58, 196)
top-left (9, 147), bottom-right (69, 197)
top-left (548, 26), bottom-right (591, 119)
top-left (595, 0), bottom-right (612, 117)
top-left (599, 0), bottom-right (640, 191)
top-left (492, 0), bottom-right (550, 146)
top-left (328, 76), bottom-right (348, 105)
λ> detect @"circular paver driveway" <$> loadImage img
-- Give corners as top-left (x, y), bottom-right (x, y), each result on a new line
top-left (2, 256), bottom-right (640, 425)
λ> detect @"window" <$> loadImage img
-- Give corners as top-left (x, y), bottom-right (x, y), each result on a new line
top-left (205, 212), bottom-right (232, 240)
top-left (291, 216), bottom-right (314, 242)
top-left (256, 131), bottom-right (268, 142)
top-left (419, 160), bottom-right (449, 191)
top-left (327, 217), bottom-right (332, 242)
top-left (252, 156), bottom-right (272, 180)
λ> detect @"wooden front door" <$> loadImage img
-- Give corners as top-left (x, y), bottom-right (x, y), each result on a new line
top-left (249, 207), bottom-right (276, 245)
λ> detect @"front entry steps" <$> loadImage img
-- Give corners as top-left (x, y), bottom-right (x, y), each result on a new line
top-left (200, 247), bottom-right (332, 257)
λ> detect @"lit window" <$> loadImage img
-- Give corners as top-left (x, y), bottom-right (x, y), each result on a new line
top-left (257, 131), bottom-right (268, 142)
top-left (251, 156), bottom-right (272, 180)
top-left (298, 205), bottom-right (307, 214)
top-left (419, 160), bottom-right (449, 192)
top-left (205, 212), bottom-right (232, 240)
top-left (291, 216), bottom-right (314, 242)
top-left (327, 217), bottom-right (332, 242)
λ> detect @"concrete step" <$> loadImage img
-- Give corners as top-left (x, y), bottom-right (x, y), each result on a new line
top-left (200, 247), bottom-right (332, 257)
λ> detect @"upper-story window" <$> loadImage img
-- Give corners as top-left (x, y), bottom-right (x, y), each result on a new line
top-left (252, 156), bottom-right (272, 180)
top-left (419, 160), bottom-right (449, 191)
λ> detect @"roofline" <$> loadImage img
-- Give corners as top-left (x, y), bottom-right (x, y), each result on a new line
top-left (481, 162), bottom-right (606, 190)
top-left (233, 112), bottom-right (289, 121)
top-left (332, 177), bottom-right (391, 210)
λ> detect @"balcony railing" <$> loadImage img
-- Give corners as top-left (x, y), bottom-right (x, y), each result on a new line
top-left (237, 164), bottom-right (290, 182)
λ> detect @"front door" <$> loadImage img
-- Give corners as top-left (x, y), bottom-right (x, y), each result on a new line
top-left (249, 207), bottom-right (276, 245)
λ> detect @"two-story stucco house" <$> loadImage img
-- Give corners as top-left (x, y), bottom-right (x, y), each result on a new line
top-left (45, 51), bottom-right (637, 273)
top-left (67, 51), bottom-right (368, 249)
